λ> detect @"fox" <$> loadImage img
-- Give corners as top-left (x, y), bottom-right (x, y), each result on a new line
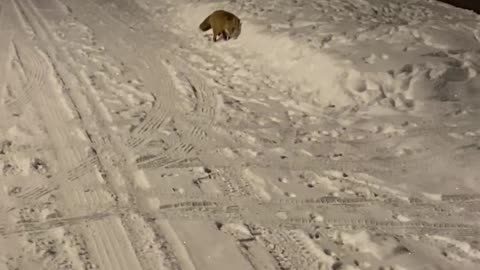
top-left (199, 10), bottom-right (242, 42)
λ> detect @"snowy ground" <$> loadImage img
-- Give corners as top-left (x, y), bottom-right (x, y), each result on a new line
top-left (0, 0), bottom-right (480, 269)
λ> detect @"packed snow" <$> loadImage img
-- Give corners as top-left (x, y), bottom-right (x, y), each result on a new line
top-left (0, 0), bottom-right (480, 269)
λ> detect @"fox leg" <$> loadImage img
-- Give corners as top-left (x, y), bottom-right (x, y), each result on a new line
top-left (221, 31), bottom-right (230, 41)
top-left (212, 27), bottom-right (220, 42)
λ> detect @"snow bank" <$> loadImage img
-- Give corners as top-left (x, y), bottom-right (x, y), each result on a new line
top-left (178, 2), bottom-right (480, 112)
top-left (179, 3), bottom-right (355, 107)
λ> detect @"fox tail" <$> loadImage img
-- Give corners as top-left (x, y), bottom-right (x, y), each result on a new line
top-left (199, 16), bottom-right (211, 31)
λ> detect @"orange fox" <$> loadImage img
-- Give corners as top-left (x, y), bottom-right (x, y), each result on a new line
top-left (199, 10), bottom-right (242, 42)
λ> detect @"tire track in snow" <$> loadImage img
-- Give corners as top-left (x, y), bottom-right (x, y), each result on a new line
top-left (15, 0), bottom-right (117, 194)
top-left (0, 210), bottom-right (113, 236)
top-left (2, 41), bottom-right (85, 207)
top-left (1, 1), bottom-right (89, 212)
top-left (3, 42), bottom-right (42, 113)
top-left (17, 2), bottom-right (199, 269)
top-left (12, 0), bottom-right (87, 171)
top-left (84, 4), bottom-right (196, 172)
top-left (6, 2), bottom-right (113, 268)
top-left (0, 0), bottom-right (14, 97)
top-left (15, 184), bottom-right (60, 202)
top-left (12, 1), bottom-right (144, 269)
top-left (43, 3), bottom-right (191, 268)
top-left (163, 58), bottom-right (218, 124)
top-left (441, 194), bottom-right (480, 203)
top-left (84, 216), bottom-right (143, 270)
top-left (10, 0), bottom-right (35, 38)
top-left (85, 1), bottom-right (221, 169)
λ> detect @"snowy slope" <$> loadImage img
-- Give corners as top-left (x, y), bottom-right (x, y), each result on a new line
top-left (0, 0), bottom-right (479, 269)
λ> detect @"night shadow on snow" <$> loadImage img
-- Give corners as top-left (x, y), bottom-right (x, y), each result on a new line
top-left (436, 0), bottom-right (480, 14)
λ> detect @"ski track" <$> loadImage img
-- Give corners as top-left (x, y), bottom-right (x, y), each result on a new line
top-left (0, 0), bottom-right (480, 269)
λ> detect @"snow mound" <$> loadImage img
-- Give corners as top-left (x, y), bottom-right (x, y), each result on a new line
top-left (179, 3), bottom-right (355, 107)
top-left (343, 61), bottom-right (480, 112)
top-left (178, 2), bottom-right (480, 112)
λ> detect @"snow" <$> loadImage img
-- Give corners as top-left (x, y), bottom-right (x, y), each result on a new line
top-left (0, 0), bottom-right (480, 269)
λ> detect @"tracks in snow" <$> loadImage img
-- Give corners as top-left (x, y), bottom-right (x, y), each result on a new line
top-left (3, 0), bottom-right (146, 269)
top-left (1, 0), bottom-right (480, 269)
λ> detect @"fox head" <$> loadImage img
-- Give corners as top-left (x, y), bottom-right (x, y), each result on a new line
top-left (228, 21), bottom-right (242, 40)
